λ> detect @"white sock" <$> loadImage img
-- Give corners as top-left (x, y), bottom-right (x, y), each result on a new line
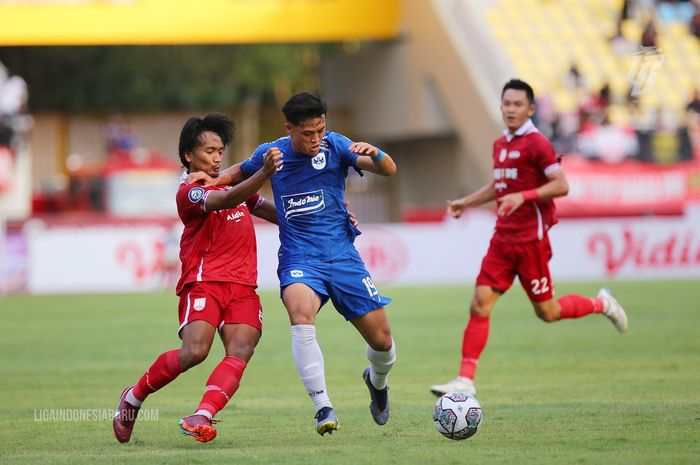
top-left (194, 409), bottom-right (213, 420)
top-left (365, 338), bottom-right (396, 390)
top-left (291, 324), bottom-right (332, 411)
top-left (125, 388), bottom-right (143, 407)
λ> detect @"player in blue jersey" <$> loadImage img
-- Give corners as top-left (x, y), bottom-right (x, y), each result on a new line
top-left (189, 92), bottom-right (397, 435)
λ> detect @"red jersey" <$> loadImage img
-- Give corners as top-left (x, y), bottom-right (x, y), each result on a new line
top-left (492, 119), bottom-right (561, 243)
top-left (175, 179), bottom-right (263, 295)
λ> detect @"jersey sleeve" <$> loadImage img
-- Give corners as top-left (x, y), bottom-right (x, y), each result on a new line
top-left (245, 192), bottom-right (263, 212)
top-left (330, 132), bottom-right (359, 170)
top-left (534, 135), bottom-right (561, 176)
top-left (240, 144), bottom-right (267, 178)
top-left (176, 184), bottom-right (209, 223)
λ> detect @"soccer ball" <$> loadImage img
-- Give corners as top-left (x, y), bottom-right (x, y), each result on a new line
top-left (433, 391), bottom-right (482, 440)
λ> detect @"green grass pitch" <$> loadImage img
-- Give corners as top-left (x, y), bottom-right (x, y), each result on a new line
top-left (1, 280), bottom-right (699, 464)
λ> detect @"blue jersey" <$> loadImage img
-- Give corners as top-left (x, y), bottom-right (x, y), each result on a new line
top-left (241, 131), bottom-right (363, 265)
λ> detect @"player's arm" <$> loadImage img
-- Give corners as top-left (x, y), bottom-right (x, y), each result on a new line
top-left (497, 168), bottom-right (569, 217)
top-left (251, 197), bottom-right (278, 224)
top-left (446, 181), bottom-right (497, 219)
top-left (203, 148), bottom-right (282, 212)
top-left (351, 142), bottom-right (397, 176)
top-left (187, 162), bottom-right (248, 187)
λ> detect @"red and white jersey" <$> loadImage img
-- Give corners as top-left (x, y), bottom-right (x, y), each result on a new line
top-left (175, 176), bottom-right (263, 295)
top-left (492, 119), bottom-right (561, 243)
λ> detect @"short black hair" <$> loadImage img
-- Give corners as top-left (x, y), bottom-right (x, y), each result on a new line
top-left (282, 92), bottom-right (327, 126)
top-left (178, 113), bottom-right (234, 170)
top-left (502, 79), bottom-right (535, 103)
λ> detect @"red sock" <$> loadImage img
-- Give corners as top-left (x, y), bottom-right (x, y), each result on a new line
top-left (558, 294), bottom-right (605, 319)
top-left (132, 349), bottom-right (182, 401)
top-left (197, 355), bottom-right (247, 416)
top-left (459, 315), bottom-right (490, 380)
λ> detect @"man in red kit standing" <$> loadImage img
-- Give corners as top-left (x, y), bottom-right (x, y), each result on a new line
top-left (430, 79), bottom-right (628, 397)
top-left (112, 113), bottom-right (282, 443)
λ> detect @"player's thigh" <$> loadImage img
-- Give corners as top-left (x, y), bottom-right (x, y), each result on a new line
top-left (220, 323), bottom-right (262, 362)
top-left (471, 285), bottom-right (502, 317)
top-left (350, 307), bottom-right (393, 351)
top-left (476, 238), bottom-right (518, 296)
top-left (178, 282), bottom-right (226, 339)
top-left (327, 251), bottom-right (392, 321)
top-left (516, 238), bottom-right (555, 302)
top-left (221, 283), bottom-right (263, 332)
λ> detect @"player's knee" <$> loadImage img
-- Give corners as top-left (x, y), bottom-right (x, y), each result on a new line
top-left (179, 343), bottom-right (210, 369)
top-left (226, 339), bottom-right (257, 362)
top-left (469, 300), bottom-right (492, 318)
top-left (535, 308), bottom-right (557, 323)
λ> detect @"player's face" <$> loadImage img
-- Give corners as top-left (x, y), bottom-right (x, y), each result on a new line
top-left (500, 89), bottom-right (535, 132)
top-left (285, 115), bottom-right (326, 156)
top-left (186, 131), bottom-right (224, 178)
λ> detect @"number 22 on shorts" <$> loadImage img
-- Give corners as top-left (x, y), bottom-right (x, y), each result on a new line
top-left (530, 277), bottom-right (549, 295)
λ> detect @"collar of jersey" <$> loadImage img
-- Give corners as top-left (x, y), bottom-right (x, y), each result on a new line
top-left (503, 118), bottom-right (537, 142)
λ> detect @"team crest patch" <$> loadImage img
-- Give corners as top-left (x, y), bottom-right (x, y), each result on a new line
top-left (311, 152), bottom-right (326, 170)
top-left (193, 297), bottom-right (206, 311)
top-left (188, 187), bottom-right (205, 203)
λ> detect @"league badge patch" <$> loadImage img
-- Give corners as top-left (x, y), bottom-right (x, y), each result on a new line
top-left (188, 187), bottom-right (205, 203)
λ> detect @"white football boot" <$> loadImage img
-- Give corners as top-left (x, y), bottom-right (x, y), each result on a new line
top-left (430, 376), bottom-right (476, 397)
top-left (598, 288), bottom-right (628, 333)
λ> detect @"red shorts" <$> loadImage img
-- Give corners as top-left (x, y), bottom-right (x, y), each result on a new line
top-left (476, 235), bottom-right (554, 302)
top-left (177, 282), bottom-right (263, 337)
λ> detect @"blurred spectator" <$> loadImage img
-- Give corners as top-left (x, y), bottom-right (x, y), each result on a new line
top-left (610, 20), bottom-right (637, 56)
top-left (578, 112), bottom-right (639, 163)
top-left (688, 89), bottom-right (700, 114)
top-left (105, 114), bottom-right (138, 153)
top-left (0, 75), bottom-right (28, 116)
top-left (564, 62), bottom-right (585, 89)
top-left (687, 89), bottom-right (700, 159)
top-left (620, 0), bottom-right (632, 20)
top-left (692, 2), bottom-right (700, 39)
top-left (0, 116), bottom-right (13, 147)
top-left (641, 20), bottom-right (659, 47)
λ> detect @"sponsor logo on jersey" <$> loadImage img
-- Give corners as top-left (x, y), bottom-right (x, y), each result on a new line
top-left (227, 211), bottom-right (245, 221)
top-left (290, 270), bottom-right (304, 277)
top-left (508, 150), bottom-right (521, 159)
top-left (281, 190), bottom-right (325, 219)
top-left (188, 187), bottom-right (205, 203)
top-left (493, 167), bottom-right (518, 180)
top-left (311, 152), bottom-right (326, 170)
top-left (193, 297), bottom-right (206, 311)
top-left (498, 148), bottom-right (507, 162)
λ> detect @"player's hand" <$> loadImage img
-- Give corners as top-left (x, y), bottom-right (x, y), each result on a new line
top-left (187, 171), bottom-right (216, 186)
top-left (349, 142), bottom-right (379, 158)
top-left (497, 192), bottom-right (524, 216)
top-left (344, 200), bottom-right (360, 228)
top-left (262, 147), bottom-right (283, 177)
top-left (446, 199), bottom-right (467, 218)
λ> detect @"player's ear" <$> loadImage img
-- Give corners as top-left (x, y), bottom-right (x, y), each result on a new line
top-left (184, 151), bottom-right (193, 164)
top-left (528, 103), bottom-right (536, 117)
top-left (284, 122), bottom-right (293, 135)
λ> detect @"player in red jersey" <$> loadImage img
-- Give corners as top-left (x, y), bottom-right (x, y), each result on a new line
top-left (430, 79), bottom-right (628, 397)
top-left (112, 113), bottom-right (282, 443)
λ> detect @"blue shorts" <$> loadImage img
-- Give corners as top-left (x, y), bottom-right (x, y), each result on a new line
top-left (278, 248), bottom-right (392, 321)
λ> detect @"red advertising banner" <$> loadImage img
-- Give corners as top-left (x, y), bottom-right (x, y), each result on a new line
top-left (557, 156), bottom-right (700, 217)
